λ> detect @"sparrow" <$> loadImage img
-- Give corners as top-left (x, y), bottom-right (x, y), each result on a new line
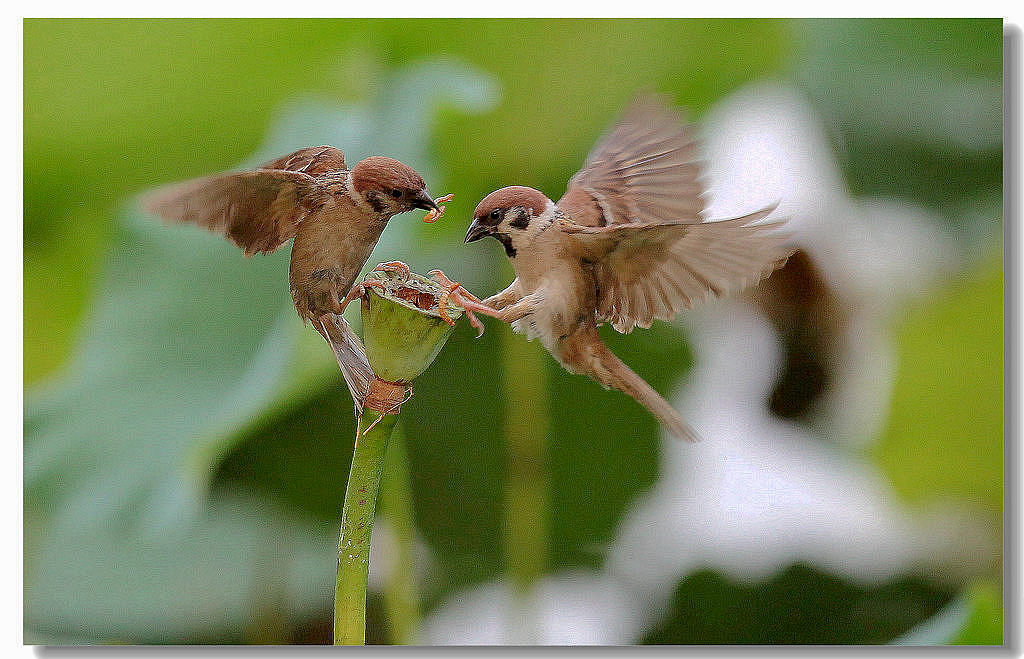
top-left (444, 96), bottom-right (792, 441)
top-left (143, 145), bottom-right (447, 408)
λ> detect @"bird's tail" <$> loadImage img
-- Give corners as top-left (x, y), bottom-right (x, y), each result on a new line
top-left (565, 327), bottom-right (697, 442)
top-left (314, 313), bottom-right (374, 412)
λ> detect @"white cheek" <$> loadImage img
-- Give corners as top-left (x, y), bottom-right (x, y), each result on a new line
top-left (509, 231), bottom-right (530, 252)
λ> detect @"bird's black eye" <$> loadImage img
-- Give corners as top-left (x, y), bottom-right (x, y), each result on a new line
top-left (489, 209), bottom-right (502, 221)
top-left (391, 188), bottom-right (403, 199)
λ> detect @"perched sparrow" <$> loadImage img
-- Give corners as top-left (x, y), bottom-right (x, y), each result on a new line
top-left (447, 96), bottom-right (792, 441)
top-left (143, 146), bottom-right (445, 407)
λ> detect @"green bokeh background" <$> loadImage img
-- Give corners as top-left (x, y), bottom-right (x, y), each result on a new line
top-left (24, 18), bottom-right (1003, 645)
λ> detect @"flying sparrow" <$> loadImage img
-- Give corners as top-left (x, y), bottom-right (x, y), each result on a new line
top-left (445, 96), bottom-right (792, 441)
top-left (143, 145), bottom-right (447, 408)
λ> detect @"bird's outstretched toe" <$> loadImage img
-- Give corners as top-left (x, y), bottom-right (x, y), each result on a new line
top-left (373, 261), bottom-right (412, 280)
top-left (428, 269), bottom-right (486, 336)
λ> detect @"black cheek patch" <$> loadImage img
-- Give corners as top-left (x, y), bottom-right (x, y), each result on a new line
top-left (509, 210), bottom-right (531, 231)
top-left (365, 190), bottom-right (388, 213)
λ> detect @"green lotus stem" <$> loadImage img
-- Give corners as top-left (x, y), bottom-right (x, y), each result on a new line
top-left (335, 408), bottom-right (398, 645)
top-left (502, 332), bottom-right (549, 593)
top-left (379, 424), bottom-right (420, 644)
top-left (500, 325), bottom-right (550, 644)
top-left (333, 268), bottom-right (461, 646)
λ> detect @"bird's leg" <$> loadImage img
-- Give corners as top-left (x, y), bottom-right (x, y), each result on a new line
top-left (427, 269), bottom-right (486, 336)
top-left (481, 278), bottom-right (523, 311)
top-left (452, 290), bottom-right (539, 325)
top-left (481, 292), bottom-right (539, 323)
top-left (428, 269), bottom-right (482, 303)
top-left (372, 261), bottom-right (412, 280)
top-left (338, 280), bottom-right (387, 313)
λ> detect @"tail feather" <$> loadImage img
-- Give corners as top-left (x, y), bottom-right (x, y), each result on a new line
top-left (314, 313), bottom-right (374, 412)
top-left (566, 327), bottom-right (697, 442)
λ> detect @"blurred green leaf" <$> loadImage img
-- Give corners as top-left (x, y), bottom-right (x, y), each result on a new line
top-left (892, 580), bottom-right (1002, 645)
top-left (25, 493), bottom-right (337, 644)
top-left (643, 564), bottom-right (954, 644)
top-left (872, 255), bottom-right (1002, 522)
top-left (952, 581), bottom-right (1003, 645)
top-left (793, 19), bottom-right (1002, 230)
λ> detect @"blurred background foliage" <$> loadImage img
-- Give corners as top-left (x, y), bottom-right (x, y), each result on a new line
top-left (24, 18), bottom-right (1002, 645)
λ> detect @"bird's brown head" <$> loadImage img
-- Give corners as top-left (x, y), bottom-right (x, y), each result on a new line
top-left (465, 186), bottom-right (553, 258)
top-left (351, 156), bottom-right (438, 217)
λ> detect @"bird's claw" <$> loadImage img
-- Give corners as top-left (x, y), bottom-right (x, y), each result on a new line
top-left (339, 280), bottom-right (387, 313)
top-left (428, 269), bottom-right (486, 336)
top-left (428, 269), bottom-right (482, 303)
top-left (373, 261), bottom-right (411, 280)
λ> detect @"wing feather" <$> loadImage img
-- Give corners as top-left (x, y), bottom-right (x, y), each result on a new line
top-left (143, 146), bottom-right (347, 255)
top-left (558, 95), bottom-right (706, 228)
top-left (142, 169), bottom-right (329, 256)
top-left (560, 208), bottom-right (792, 333)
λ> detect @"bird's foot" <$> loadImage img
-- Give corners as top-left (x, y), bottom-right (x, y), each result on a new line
top-left (428, 269), bottom-right (486, 336)
top-left (373, 261), bottom-right (412, 280)
top-left (338, 280), bottom-right (387, 313)
top-left (428, 269), bottom-right (482, 303)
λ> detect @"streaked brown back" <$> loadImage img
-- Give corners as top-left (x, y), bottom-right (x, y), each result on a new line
top-left (260, 145), bottom-right (348, 175)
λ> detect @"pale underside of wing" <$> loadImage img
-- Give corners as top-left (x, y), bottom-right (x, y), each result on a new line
top-left (142, 168), bottom-right (329, 256)
top-left (557, 95), bottom-right (706, 228)
top-left (559, 208), bottom-right (793, 333)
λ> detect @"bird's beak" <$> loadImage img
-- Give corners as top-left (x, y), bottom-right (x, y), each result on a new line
top-left (464, 219), bottom-right (489, 243)
top-left (412, 189), bottom-right (439, 212)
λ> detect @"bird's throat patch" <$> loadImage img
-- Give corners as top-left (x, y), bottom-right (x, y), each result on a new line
top-left (495, 233), bottom-right (516, 258)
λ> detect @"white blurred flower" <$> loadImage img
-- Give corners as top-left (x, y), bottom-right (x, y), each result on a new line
top-left (421, 572), bottom-right (646, 645)
top-left (607, 300), bottom-right (992, 614)
top-left (701, 83), bottom-right (960, 305)
top-left (701, 83), bottom-right (960, 446)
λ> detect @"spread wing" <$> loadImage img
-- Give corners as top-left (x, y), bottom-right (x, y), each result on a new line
top-left (557, 95), bottom-right (705, 228)
top-left (559, 207), bottom-right (792, 333)
top-left (142, 146), bottom-right (346, 256)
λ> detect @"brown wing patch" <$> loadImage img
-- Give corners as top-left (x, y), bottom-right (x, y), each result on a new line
top-left (561, 207), bottom-right (793, 332)
top-left (557, 186), bottom-right (605, 227)
top-left (142, 169), bottom-right (327, 256)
